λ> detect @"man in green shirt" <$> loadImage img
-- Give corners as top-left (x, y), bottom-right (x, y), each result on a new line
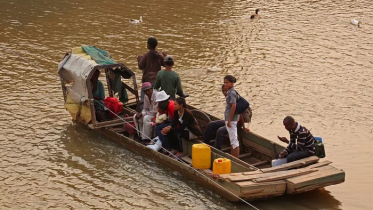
top-left (154, 55), bottom-right (188, 100)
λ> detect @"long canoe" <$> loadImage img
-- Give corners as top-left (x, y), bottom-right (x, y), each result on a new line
top-left (58, 46), bottom-right (345, 201)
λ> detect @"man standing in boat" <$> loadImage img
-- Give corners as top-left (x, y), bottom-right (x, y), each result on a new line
top-left (135, 82), bottom-right (158, 142)
top-left (137, 37), bottom-right (166, 103)
top-left (277, 116), bottom-right (316, 162)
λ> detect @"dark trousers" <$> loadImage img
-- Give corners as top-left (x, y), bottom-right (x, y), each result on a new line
top-left (203, 120), bottom-right (226, 150)
top-left (286, 150), bottom-right (312, 163)
top-left (168, 130), bottom-right (189, 152)
top-left (155, 123), bottom-right (171, 148)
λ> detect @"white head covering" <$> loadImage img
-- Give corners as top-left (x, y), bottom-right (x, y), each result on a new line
top-left (155, 90), bottom-right (170, 102)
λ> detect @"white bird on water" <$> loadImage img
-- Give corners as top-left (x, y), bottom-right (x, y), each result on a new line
top-left (351, 19), bottom-right (361, 27)
top-left (129, 15), bottom-right (143, 24)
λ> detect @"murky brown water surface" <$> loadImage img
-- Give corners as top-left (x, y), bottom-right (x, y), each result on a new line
top-left (1, 0), bottom-right (372, 209)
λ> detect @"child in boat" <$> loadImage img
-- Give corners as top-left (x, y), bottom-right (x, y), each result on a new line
top-left (153, 101), bottom-right (168, 126)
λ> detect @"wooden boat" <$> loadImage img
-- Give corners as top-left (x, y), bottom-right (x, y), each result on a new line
top-left (58, 46), bottom-right (345, 202)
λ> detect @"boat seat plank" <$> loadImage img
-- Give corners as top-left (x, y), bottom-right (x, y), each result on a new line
top-left (238, 153), bottom-right (251, 159)
top-left (242, 137), bottom-right (275, 158)
top-left (221, 147), bottom-right (231, 152)
top-left (253, 168), bottom-right (318, 183)
top-left (260, 156), bottom-right (319, 173)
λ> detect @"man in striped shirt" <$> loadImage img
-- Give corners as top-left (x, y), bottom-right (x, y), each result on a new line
top-left (277, 116), bottom-right (316, 162)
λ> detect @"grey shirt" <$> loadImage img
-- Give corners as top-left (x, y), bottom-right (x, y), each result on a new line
top-left (224, 88), bottom-right (239, 121)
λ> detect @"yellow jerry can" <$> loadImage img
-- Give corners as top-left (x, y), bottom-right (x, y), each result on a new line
top-left (192, 144), bottom-right (211, 169)
top-left (213, 158), bottom-right (231, 174)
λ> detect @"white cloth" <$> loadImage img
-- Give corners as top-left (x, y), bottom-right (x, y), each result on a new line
top-left (139, 115), bottom-right (154, 140)
top-left (225, 121), bottom-right (239, 149)
top-left (58, 53), bottom-right (98, 104)
top-left (146, 137), bottom-right (162, 151)
top-left (155, 112), bottom-right (167, 124)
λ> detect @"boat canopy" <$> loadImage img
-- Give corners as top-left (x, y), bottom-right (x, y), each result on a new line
top-left (58, 46), bottom-right (138, 124)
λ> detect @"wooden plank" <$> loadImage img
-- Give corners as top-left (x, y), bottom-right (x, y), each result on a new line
top-left (288, 179), bottom-right (344, 194)
top-left (237, 180), bottom-right (286, 198)
top-left (224, 170), bottom-right (300, 182)
top-left (287, 165), bottom-right (341, 184)
top-left (242, 170), bottom-right (264, 175)
top-left (253, 169), bottom-right (318, 183)
top-left (286, 165), bottom-right (345, 194)
top-left (219, 172), bottom-right (244, 179)
top-left (304, 160), bottom-right (332, 169)
top-left (260, 156), bottom-right (319, 173)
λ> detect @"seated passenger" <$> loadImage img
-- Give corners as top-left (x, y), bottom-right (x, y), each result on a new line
top-left (277, 116), bottom-right (316, 163)
top-left (90, 70), bottom-right (108, 122)
top-left (154, 102), bottom-right (168, 126)
top-left (154, 91), bottom-right (174, 150)
top-left (161, 97), bottom-right (202, 157)
top-left (135, 82), bottom-right (158, 142)
top-left (203, 85), bottom-right (250, 150)
top-left (154, 55), bottom-right (188, 100)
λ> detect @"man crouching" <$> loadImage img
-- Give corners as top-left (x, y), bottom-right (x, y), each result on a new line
top-left (277, 116), bottom-right (316, 163)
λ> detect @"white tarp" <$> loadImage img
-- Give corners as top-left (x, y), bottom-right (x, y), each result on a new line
top-left (58, 53), bottom-right (98, 104)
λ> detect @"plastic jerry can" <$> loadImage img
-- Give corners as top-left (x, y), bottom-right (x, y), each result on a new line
top-left (192, 144), bottom-right (211, 169)
top-left (213, 158), bottom-right (231, 174)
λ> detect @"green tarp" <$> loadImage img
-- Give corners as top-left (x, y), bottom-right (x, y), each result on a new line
top-left (82, 45), bottom-right (116, 65)
top-left (82, 45), bottom-right (128, 104)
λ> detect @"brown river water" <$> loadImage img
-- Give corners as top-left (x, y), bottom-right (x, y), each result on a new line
top-left (0, 0), bottom-right (372, 209)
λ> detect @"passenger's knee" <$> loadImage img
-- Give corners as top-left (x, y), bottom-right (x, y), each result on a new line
top-left (217, 127), bottom-right (226, 135)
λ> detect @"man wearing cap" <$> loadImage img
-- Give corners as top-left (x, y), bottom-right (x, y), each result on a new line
top-left (135, 82), bottom-right (158, 141)
top-left (154, 55), bottom-right (188, 100)
top-left (137, 37), bottom-right (166, 103)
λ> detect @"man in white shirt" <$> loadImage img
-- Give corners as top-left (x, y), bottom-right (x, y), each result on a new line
top-left (135, 82), bottom-right (158, 142)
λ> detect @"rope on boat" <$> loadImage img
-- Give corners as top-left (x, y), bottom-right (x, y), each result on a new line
top-left (0, 45), bottom-right (260, 210)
